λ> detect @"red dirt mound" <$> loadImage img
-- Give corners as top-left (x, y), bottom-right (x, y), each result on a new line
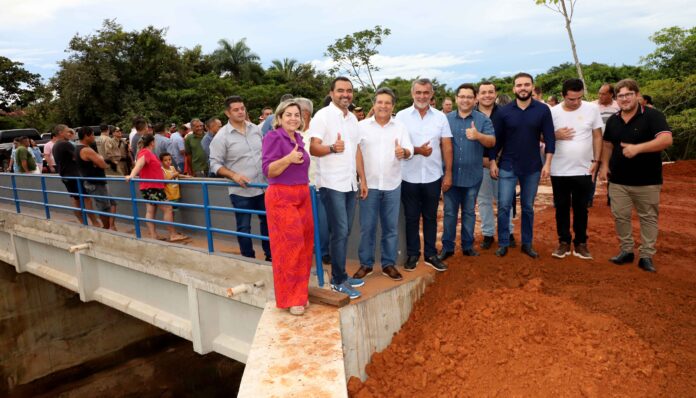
top-left (350, 161), bottom-right (696, 397)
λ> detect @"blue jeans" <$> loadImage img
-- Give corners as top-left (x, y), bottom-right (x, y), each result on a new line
top-left (320, 188), bottom-right (357, 285)
top-left (229, 193), bottom-right (271, 259)
top-left (477, 168), bottom-right (514, 237)
top-left (442, 183), bottom-right (481, 252)
top-left (358, 187), bottom-right (401, 269)
top-left (498, 169), bottom-right (541, 247)
top-left (314, 189), bottom-right (330, 258)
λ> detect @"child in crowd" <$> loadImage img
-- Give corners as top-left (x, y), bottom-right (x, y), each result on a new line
top-left (160, 152), bottom-right (181, 205)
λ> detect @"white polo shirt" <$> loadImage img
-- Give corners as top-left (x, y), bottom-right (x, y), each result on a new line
top-left (308, 102), bottom-right (359, 192)
top-left (395, 105), bottom-right (452, 184)
top-left (358, 116), bottom-right (414, 191)
top-left (550, 101), bottom-right (603, 177)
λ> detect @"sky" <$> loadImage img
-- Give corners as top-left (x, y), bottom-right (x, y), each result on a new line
top-left (1, 0), bottom-right (694, 89)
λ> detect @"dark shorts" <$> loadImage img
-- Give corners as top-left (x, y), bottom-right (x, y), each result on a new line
top-left (84, 182), bottom-right (117, 212)
top-left (141, 188), bottom-right (167, 202)
top-left (62, 178), bottom-right (85, 200)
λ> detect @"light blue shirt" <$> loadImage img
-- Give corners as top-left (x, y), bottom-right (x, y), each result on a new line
top-left (395, 105), bottom-right (452, 184)
top-left (447, 110), bottom-right (494, 187)
top-left (154, 134), bottom-right (171, 158)
top-left (167, 132), bottom-right (185, 165)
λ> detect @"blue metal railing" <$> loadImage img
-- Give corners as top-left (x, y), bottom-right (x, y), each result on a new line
top-left (0, 173), bottom-right (325, 286)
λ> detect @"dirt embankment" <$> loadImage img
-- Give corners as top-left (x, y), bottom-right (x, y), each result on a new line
top-left (349, 160), bottom-right (696, 398)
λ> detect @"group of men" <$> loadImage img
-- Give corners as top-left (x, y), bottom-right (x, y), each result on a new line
top-left (37, 71), bottom-right (671, 301)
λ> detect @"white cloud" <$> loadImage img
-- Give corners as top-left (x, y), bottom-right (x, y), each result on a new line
top-left (0, 0), bottom-right (99, 28)
top-left (311, 51), bottom-right (482, 87)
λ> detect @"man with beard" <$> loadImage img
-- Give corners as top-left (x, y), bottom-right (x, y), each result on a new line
top-left (310, 77), bottom-right (365, 299)
top-left (395, 78), bottom-right (453, 272)
top-left (598, 79), bottom-right (672, 273)
top-left (490, 72), bottom-right (555, 258)
top-left (476, 82), bottom-right (515, 250)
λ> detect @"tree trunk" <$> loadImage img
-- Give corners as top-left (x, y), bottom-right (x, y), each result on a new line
top-left (560, 0), bottom-right (585, 89)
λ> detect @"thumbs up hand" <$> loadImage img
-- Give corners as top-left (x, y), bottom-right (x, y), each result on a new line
top-left (395, 138), bottom-right (405, 159)
top-left (466, 121), bottom-right (479, 141)
top-left (287, 143), bottom-right (304, 164)
top-left (333, 133), bottom-right (345, 153)
top-left (417, 141), bottom-right (433, 157)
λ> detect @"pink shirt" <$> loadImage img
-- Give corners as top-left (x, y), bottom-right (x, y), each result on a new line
top-left (137, 148), bottom-right (165, 190)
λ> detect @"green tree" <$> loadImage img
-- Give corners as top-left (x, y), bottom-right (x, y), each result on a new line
top-left (211, 38), bottom-right (263, 82)
top-left (535, 0), bottom-right (585, 85)
top-left (325, 25), bottom-right (391, 90)
top-left (0, 56), bottom-right (42, 111)
top-left (641, 26), bottom-right (696, 78)
top-left (268, 58), bottom-right (301, 82)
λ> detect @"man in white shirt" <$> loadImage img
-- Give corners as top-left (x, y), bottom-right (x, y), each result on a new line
top-left (395, 78), bottom-right (453, 272)
top-left (550, 78), bottom-right (603, 260)
top-left (310, 77), bottom-right (365, 299)
top-left (353, 88), bottom-right (413, 283)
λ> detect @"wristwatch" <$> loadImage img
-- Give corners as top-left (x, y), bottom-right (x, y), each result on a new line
top-left (329, 144), bottom-right (336, 153)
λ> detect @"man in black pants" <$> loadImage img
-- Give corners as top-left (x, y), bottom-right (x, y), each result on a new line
top-left (549, 79), bottom-right (604, 260)
top-left (394, 78), bottom-right (453, 272)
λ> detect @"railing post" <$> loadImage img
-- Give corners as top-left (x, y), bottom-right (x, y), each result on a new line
top-left (10, 174), bottom-right (20, 213)
top-left (202, 182), bottom-right (214, 253)
top-left (76, 177), bottom-right (88, 225)
top-left (309, 185), bottom-right (324, 287)
top-left (129, 179), bottom-right (141, 239)
top-left (40, 175), bottom-right (51, 219)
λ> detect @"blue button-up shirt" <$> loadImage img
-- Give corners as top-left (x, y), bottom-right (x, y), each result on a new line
top-left (447, 110), bottom-right (494, 187)
top-left (492, 99), bottom-right (555, 174)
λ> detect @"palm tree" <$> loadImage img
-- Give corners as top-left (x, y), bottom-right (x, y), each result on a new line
top-left (211, 38), bottom-right (261, 80)
top-left (269, 58), bottom-right (301, 81)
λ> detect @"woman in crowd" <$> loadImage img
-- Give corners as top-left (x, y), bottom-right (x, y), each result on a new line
top-left (126, 134), bottom-right (188, 242)
top-left (262, 100), bottom-right (313, 316)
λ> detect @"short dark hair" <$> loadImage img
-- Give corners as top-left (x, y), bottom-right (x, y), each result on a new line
top-left (456, 83), bottom-right (477, 97)
top-left (478, 81), bottom-right (497, 91)
top-left (152, 122), bottom-right (166, 134)
top-left (330, 77), bottom-right (353, 91)
top-left (134, 118), bottom-right (148, 132)
top-left (18, 136), bottom-right (28, 143)
top-left (141, 134), bottom-right (156, 148)
top-left (562, 78), bottom-right (585, 96)
top-left (615, 79), bottom-right (640, 94)
top-left (280, 93), bottom-right (294, 102)
top-left (642, 94), bottom-right (653, 105)
top-left (600, 83), bottom-right (615, 98)
top-left (100, 124), bottom-right (109, 132)
top-left (159, 152), bottom-right (172, 161)
top-left (513, 72), bottom-right (534, 84)
top-left (224, 95), bottom-right (244, 109)
top-left (375, 87), bottom-right (396, 104)
top-left (205, 117), bottom-right (220, 128)
top-left (78, 126), bottom-right (94, 140)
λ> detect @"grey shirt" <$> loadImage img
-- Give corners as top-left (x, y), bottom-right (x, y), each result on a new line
top-left (209, 121), bottom-right (266, 197)
top-left (154, 134), bottom-right (171, 157)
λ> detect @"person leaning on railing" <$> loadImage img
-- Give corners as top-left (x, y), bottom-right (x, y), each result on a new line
top-left (125, 134), bottom-right (188, 242)
top-left (261, 100), bottom-right (314, 316)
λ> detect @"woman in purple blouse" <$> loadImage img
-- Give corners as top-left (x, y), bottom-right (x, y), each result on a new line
top-left (262, 100), bottom-right (314, 316)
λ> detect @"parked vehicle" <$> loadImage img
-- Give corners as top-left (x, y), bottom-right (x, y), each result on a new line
top-left (0, 128), bottom-right (50, 172)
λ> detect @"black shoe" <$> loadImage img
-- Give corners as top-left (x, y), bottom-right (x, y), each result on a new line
top-left (509, 234), bottom-right (517, 248)
top-left (403, 255), bottom-right (419, 272)
top-left (638, 257), bottom-right (656, 273)
top-left (495, 246), bottom-right (508, 257)
top-left (424, 256), bottom-right (448, 272)
top-left (265, 255), bottom-right (272, 262)
top-left (321, 254), bottom-right (331, 265)
top-left (480, 236), bottom-right (494, 249)
top-left (610, 251), bottom-right (634, 265)
top-left (381, 266), bottom-right (403, 281)
top-left (462, 248), bottom-right (480, 257)
top-left (437, 250), bottom-right (454, 261)
top-left (521, 244), bottom-right (539, 259)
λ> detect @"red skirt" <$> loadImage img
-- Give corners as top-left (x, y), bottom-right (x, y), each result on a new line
top-left (265, 184), bottom-right (315, 308)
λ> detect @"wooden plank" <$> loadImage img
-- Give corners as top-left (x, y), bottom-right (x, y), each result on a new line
top-left (308, 286), bottom-right (350, 307)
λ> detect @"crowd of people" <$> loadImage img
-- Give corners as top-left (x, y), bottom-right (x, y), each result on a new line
top-left (8, 73), bottom-right (672, 317)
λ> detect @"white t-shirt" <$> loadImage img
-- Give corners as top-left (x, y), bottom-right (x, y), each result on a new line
top-left (550, 101), bottom-right (603, 176)
top-left (308, 102), bottom-right (360, 192)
